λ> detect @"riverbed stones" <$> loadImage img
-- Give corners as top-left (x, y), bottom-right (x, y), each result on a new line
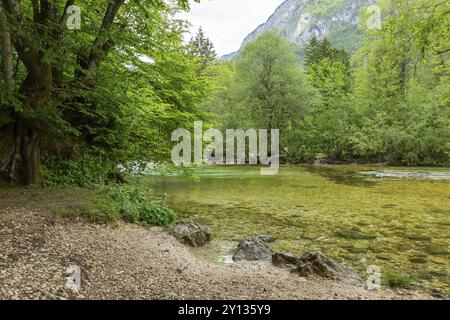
top-left (169, 221), bottom-right (212, 247)
top-left (295, 252), bottom-right (363, 286)
top-left (233, 237), bottom-right (272, 262)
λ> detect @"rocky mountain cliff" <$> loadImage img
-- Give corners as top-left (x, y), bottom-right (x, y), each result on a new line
top-left (222, 0), bottom-right (373, 60)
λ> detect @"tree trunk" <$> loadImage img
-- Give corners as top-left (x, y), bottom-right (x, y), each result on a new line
top-left (0, 4), bottom-right (14, 92)
top-left (0, 120), bottom-right (43, 185)
top-left (0, 65), bottom-right (51, 185)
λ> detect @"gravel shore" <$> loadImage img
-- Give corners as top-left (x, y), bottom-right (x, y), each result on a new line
top-left (0, 197), bottom-right (434, 300)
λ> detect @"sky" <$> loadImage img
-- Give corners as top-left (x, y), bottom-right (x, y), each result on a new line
top-left (179, 0), bottom-right (285, 56)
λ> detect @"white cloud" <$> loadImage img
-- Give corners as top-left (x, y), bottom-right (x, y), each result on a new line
top-left (179, 0), bottom-right (285, 56)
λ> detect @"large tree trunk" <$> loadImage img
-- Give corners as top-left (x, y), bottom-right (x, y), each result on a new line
top-left (0, 63), bottom-right (51, 185)
top-left (0, 120), bottom-right (43, 185)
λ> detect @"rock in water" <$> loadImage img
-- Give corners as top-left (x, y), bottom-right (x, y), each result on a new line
top-left (272, 253), bottom-right (300, 270)
top-left (170, 221), bottom-right (212, 247)
top-left (296, 252), bottom-right (363, 285)
top-left (233, 237), bottom-right (272, 262)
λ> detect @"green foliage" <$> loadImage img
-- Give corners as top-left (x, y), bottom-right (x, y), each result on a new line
top-left (233, 32), bottom-right (318, 131)
top-left (188, 27), bottom-right (218, 73)
top-left (0, 0), bottom-right (210, 185)
top-left (350, 0), bottom-right (450, 165)
top-left (43, 149), bottom-right (117, 188)
top-left (206, 9), bottom-right (449, 166)
top-left (53, 185), bottom-right (177, 226)
top-left (100, 185), bottom-right (177, 226)
top-left (205, 32), bottom-right (320, 161)
top-left (385, 273), bottom-right (416, 289)
top-left (53, 192), bottom-right (119, 223)
top-left (2, 0), bottom-right (449, 187)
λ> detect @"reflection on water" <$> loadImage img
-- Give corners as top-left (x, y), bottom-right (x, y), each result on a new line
top-left (147, 165), bottom-right (450, 293)
top-left (360, 171), bottom-right (450, 181)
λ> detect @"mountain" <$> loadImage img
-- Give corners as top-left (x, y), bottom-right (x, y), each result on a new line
top-left (221, 0), bottom-right (372, 60)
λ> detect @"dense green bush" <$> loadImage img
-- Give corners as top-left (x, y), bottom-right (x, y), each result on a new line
top-left (100, 185), bottom-right (177, 227)
top-left (43, 151), bottom-right (117, 188)
top-left (385, 273), bottom-right (416, 289)
top-left (53, 185), bottom-right (177, 227)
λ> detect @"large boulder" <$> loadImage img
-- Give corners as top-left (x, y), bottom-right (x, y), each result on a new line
top-left (233, 237), bottom-right (272, 262)
top-left (169, 221), bottom-right (212, 247)
top-left (296, 252), bottom-right (363, 285)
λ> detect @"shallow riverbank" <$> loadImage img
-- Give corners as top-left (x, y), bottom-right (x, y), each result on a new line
top-left (146, 165), bottom-right (450, 294)
top-left (0, 192), bottom-right (437, 300)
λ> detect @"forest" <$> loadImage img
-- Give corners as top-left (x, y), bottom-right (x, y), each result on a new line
top-left (0, 0), bottom-right (449, 301)
top-left (0, 0), bottom-right (448, 187)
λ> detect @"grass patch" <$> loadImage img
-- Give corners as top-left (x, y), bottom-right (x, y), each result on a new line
top-left (52, 185), bottom-right (177, 226)
top-left (385, 273), bottom-right (416, 289)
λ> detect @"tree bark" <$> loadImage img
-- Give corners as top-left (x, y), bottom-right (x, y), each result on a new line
top-left (0, 4), bottom-right (13, 92)
top-left (0, 120), bottom-right (42, 185)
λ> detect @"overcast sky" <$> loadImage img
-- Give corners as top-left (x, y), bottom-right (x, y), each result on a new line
top-left (179, 0), bottom-right (285, 56)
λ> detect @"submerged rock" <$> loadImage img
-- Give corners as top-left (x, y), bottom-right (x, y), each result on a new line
top-left (170, 221), bottom-right (212, 247)
top-left (255, 235), bottom-right (277, 243)
top-left (233, 237), bottom-right (272, 262)
top-left (295, 252), bottom-right (363, 286)
top-left (335, 230), bottom-right (377, 240)
top-left (408, 234), bottom-right (432, 241)
top-left (409, 256), bottom-right (428, 264)
top-left (424, 245), bottom-right (449, 256)
top-left (344, 245), bottom-right (369, 254)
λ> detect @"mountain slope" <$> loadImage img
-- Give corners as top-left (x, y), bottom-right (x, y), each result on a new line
top-left (222, 0), bottom-right (372, 60)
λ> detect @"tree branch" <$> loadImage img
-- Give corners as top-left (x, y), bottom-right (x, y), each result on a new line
top-left (84, 0), bottom-right (125, 74)
top-left (1, 0), bottom-right (41, 75)
top-left (31, 0), bottom-right (39, 21)
top-left (60, 0), bottom-right (75, 25)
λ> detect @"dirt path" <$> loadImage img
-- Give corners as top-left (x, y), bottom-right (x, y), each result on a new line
top-left (0, 192), bottom-right (434, 300)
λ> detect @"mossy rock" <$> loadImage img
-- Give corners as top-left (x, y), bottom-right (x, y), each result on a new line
top-left (409, 256), bottom-right (428, 264)
top-left (301, 230), bottom-right (324, 240)
top-left (418, 273), bottom-right (434, 281)
top-left (429, 270), bottom-right (448, 278)
top-left (376, 255), bottom-right (393, 261)
top-left (381, 204), bottom-right (397, 209)
top-left (341, 254), bottom-right (360, 262)
top-left (368, 246), bottom-right (384, 253)
top-left (344, 246), bottom-right (369, 254)
top-left (335, 230), bottom-right (377, 240)
top-left (424, 245), bottom-right (449, 256)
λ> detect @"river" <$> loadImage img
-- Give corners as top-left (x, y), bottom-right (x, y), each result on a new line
top-left (146, 165), bottom-right (450, 293)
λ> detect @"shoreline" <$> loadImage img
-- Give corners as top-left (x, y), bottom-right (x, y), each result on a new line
top-left (0, 200), bottom-right (438, 300)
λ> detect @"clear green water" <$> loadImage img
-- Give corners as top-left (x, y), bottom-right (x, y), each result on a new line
top-left (146, 165), bottom-right (450, 293)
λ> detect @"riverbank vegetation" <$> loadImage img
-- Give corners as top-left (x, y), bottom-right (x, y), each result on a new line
top-left (0, 0), bottom-right (448, 188)
top-left (0, 0), bottom-right (448, 298)
top-left (206, 0), bottom-right (449, 166)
